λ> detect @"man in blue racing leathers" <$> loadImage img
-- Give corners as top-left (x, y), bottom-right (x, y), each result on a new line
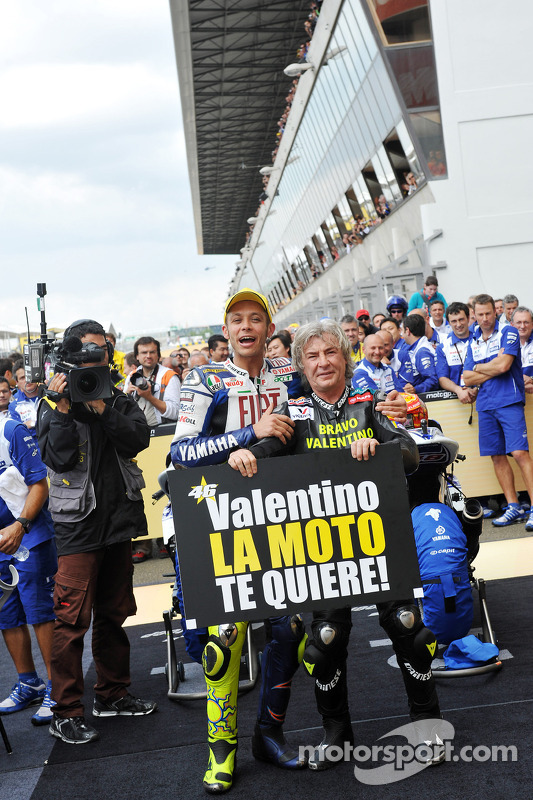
top-left (170, 289), bottom-right (306, 793)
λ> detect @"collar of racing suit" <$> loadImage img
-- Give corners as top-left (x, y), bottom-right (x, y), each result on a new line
top-left (311, 385), bottom-right (350, 415)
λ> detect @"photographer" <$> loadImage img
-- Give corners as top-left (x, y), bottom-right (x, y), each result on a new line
top-left (124, 336), bottom-right (180, 426)
top-left (36, 319), bottom-right (156, 745)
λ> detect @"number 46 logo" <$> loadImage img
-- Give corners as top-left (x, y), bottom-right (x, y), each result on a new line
top-left (188, 477), bottom-right (218, 503)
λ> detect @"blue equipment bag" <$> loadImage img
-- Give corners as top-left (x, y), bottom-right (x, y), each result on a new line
top-left (443, 635), bottom-right (498, 668)
top-left (412, 502), bottom-right (474, 645)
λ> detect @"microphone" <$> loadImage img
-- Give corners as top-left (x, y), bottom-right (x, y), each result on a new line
top-left (62, 336), bottom-right (83, 354)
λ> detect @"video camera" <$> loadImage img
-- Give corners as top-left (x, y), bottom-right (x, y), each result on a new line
top-left (23, 283), bottom-right (113, 403)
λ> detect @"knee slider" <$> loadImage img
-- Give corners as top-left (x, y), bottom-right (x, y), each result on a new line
top-left (392, 604), bottom-right (423, 636)
top-left (203, 623), bottom-right (240, 681)
top-left (302, 622), bottom-right (346, 681)
top-left (391, 606), bottom-right (437, 669)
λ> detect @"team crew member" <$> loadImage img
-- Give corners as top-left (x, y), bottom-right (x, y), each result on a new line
top-left (0, 416), bottom-right (57, 726)
top-left (351, 334), bottom-right (401, 393)
top-left (436, 302), bottom-right (476, 403)
top-left (463, 295), bottom-right (533, 530)
top-left (398, 314), bottom-right (438, 393)
top-left (229, 320), bottom-right (442, 769)
top-left (8, 362), bottom-right (41, 434)
top-left (499, 294), bottom-right (519, 329)
top-left (170, 289), bottom-right (305, 793)
top-left (513, 306), bottom-right (533, 394)
top-left (428, 300), bottom-right (451, 344)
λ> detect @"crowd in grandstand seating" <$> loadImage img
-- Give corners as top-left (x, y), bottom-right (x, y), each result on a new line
top-left (266, 171), bottom-right (425, 315)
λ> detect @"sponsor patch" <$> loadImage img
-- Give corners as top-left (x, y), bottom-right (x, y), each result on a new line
top-left (178, 415), bottom-right (197, 425)
top-left (180, 392), bottom-right (194, 403)
top-left (289, 405), bottom-right (314, 420)
top-left (271, 365), bottom-right (293, 376)
top-left (223, 378), bottom-right (244, 388)
top-left (288, 396), bottom-right (311, 405)
top-left (348, 391), bottom-right (373, 404)
top-left (207, 375), bottom-right (223, 391)
top-left (179, 403), bottom-right (195, 413)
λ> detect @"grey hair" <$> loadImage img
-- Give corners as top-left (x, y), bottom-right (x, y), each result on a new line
top-left (512, 305), bottom-right (533, 322)
top-left (503, 294), bottom-right (519, 305)
top-left (292, 319), bottom-right (354, 390)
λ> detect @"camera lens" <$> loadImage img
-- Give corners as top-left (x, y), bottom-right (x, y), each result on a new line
top-left (131, 373), bottom-right (149, 390)
top-left (78, 372), bottom-right (99, 395)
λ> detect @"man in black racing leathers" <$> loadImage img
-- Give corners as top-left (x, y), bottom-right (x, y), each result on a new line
top-left (228, 319), bottom-right (443, 770)
top-left (170, 289), bottom-right (308, 794)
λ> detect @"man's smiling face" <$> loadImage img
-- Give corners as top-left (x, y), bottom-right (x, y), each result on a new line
top-left (223, 301), bottom-right (274, 361)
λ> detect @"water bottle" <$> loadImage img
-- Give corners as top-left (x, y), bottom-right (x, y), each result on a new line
top-left (0, 535), bottom-right (30, 562)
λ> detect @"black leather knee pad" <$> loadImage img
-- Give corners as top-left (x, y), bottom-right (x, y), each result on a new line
top-left (387, 604), bottom-right (437, 672)
top-left (303, 620), bottom-right (350, 681)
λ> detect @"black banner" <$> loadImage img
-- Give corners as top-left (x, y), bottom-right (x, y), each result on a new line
top-left (168, 443), bottom-right (422, 628)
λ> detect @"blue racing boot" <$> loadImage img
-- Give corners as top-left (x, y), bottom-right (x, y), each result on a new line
top-left (252, 723), bottom-right (307, 769)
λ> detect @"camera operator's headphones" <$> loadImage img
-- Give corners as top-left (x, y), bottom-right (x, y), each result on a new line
top-left (63, 319), bottom-right (115, 363)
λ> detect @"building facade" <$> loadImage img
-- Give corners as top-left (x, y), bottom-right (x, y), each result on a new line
top-left (172, 0), bottom-right (532, 324)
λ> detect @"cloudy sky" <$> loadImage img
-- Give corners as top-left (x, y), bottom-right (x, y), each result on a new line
top-left (0, 0), bottom-right (238, 338)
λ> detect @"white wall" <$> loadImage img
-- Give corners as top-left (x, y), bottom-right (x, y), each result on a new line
top-left (422, 0), bottom-right (533, 304)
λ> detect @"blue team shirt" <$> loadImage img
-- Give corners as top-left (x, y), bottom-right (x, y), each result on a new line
top-left (398, 337), bottom-right (438, 392)
top-left (0, 418), bottom-right (54, 561)
top-left (8, 394), bottom-right (38, 433)
top-left (352, 358), bottom-right (400, 393)
top-left (521, 331), bottom-right (533, 378)
top-left (435, 330), bottom-right (474, 386)
top-left (464, 320), bottom-right (524, 411)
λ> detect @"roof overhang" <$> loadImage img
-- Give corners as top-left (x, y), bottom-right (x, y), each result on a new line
top-left (169, 0), bottom-right (312, 255)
